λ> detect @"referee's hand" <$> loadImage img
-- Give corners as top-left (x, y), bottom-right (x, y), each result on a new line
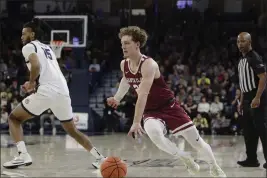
top-left (251, 97), bottom-right (260, 108)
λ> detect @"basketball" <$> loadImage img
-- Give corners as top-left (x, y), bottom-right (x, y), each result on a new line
top-left (100, 157), bottom-right (127, 178)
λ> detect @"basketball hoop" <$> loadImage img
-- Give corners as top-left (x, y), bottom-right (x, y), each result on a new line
top-left (50, 40), bottom-right (66, 59)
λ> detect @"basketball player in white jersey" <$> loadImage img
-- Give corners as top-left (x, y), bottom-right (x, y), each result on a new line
top-left (3, 18), bottom-right (105, 169)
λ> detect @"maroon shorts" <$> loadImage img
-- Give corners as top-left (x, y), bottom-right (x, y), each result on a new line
top-left (143, 101), bottom-right (194, 135)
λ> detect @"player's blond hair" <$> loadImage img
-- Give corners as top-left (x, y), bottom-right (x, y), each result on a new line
top-left (118, 26), bottom-right (148, 48)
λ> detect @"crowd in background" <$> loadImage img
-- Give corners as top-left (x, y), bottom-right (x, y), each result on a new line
top-left (102, 6), bottom-right (267, 135)
top-left (0, 3), bottom-right (107, 133)
top-left (1, 2), bottom-right (267, 135)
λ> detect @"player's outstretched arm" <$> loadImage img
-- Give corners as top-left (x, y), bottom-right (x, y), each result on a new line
top-left (133, 58), bottom-right (156, 124)
top-left (107, 60), bottom-right (130, 108)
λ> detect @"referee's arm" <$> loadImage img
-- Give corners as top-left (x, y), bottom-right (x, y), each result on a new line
top-left (249, 54), bottom-right (267, 104)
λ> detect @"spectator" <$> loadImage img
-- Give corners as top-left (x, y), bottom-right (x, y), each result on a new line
top-left (64, 51), bottom-right (75, 69)
top-left (176, 87), bottom-right (187, 104)
top-left (1, 106), bottom-right (9, 130)
top-left (197, 73), bottom-right (211, 86)
top-left (197, 96), bottom-right (210, 114)
top-left (193, 113), bottom-right (209, 134)
top-left (211, 113), bottom-right (231, 135)
top-left (210, 96), bottom-right (224, 115)
top-left (183, 95), bottom-right (197, 118)
top-left (205, 88), bottom-right (214, 102)
top-left (192, 87), bottom-right (203, 103)
top-left (173, 59), bottom-right (185, 73)
top-left (89, 58), bottom-right (101, 72)
top-left (39, 110), bottom-right (57, 136)
top-left (231, 88), bottom-right (241, 114)
top-left (1, 92), bottom-right (8, 107)
top-left (210, 78), bottom-right (222, 95)
top-left (11, 98), bottom-right (19, 110)
top-left (0, 59), bottom-right (8, 80)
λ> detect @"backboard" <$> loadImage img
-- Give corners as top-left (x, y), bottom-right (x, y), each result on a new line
top-left (34, 15), bottom-right (88, 48)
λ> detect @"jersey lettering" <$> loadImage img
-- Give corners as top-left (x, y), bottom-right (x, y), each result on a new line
top-left (41, 47), bottom-right (53, 60)
top-left (133, 84), bottom-right (139, 90)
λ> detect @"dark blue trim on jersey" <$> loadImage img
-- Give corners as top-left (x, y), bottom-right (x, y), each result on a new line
top-left (35, 75), bottom-right (40, 92)
top-left (60, 118), bottom-right (73, 123)
top-left (30, 42), bottom-right (37, 53)
top-left (21, 101), bottom-right (38, 116)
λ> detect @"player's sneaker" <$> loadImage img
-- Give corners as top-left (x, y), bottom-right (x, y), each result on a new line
top-left (3, 152), bottom-right (32, 169)
top-left (180, 156), bottom-right (200, 175)
top-left (210, 164), bottom-right (226, 177)
top-left (92, 157), bottom-right (106, 169)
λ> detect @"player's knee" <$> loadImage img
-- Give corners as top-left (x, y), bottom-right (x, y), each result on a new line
top-left (144, 119), bottom-right (163, 138)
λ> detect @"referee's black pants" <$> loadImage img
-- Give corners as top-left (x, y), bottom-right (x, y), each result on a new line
top-left (242, 89), bottom-right (267, 162)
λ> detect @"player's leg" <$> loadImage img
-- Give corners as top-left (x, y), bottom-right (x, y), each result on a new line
top-left (253, 101), bottom-right (267, 168)
top-left (51, 95), bottom-right (105, 169)
top-left (39, 114), bottom-right (49, 135)
top-left (238, 100), bottom-right (259, 166)
top-left (49, 115), bottom-right (57, 136)
top-left (3, 93), bottom-right (48, 169)
top-left (143, 118), bottom-right (200, 175)
top-left (180, 126), bottom-right (226, 177)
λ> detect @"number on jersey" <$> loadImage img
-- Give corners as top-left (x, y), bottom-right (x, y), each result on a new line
top-left (41, 47), bottom-right (52, 60)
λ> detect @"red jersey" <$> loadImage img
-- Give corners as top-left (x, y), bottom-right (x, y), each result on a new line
top-left (124, 55), bottom-right (174, 111)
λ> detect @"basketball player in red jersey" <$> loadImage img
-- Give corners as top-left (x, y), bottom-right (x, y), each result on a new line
top-left (107, 26), bottom-right (226, 177)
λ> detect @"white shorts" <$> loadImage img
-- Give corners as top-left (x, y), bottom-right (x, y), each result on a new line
top-left (21, 87), bottom-right (73, 122)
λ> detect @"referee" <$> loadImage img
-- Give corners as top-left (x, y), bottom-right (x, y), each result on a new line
top-left (236, 32), bottom-right (267, 169)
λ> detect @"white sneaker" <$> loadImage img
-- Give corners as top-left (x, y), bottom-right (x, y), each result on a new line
top-left (210, 164), bottom-right (227, 177)
top-left (3, 153), bottom-right (32, 169)
top-left (92, 157), bottom-right (106, 169)
top-left (180, 156), bottom-right (200, 175)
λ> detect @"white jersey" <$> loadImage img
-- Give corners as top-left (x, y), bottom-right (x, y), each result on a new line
top-left (22, 40), bottom-right (69, 96)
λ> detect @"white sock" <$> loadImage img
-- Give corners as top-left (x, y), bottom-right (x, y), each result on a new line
top-left (90, 147), bottom-right (104, 159)
top-left (16, 141), bottom-right (27, 154)
top-left (181, 127), bottom-right (217, 165)
top-left (144, 119), bottom-right (189, 158)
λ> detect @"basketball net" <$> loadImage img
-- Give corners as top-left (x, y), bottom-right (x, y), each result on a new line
top-left (50, 41), bottom-right (65, 59)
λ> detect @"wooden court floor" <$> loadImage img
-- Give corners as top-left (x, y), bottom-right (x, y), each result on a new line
top-left (1, 134), bottom-right (266, 177)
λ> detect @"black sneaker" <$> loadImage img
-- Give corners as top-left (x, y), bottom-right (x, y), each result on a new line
top-left (237, 160), bottom-right (260, 167)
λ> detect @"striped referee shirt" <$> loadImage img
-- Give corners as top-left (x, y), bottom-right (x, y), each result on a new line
top-left (238, 50), bottom-right (266, 93)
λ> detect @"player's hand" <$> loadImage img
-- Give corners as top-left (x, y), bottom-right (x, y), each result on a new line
top-left (127, 122), bottom-right (146, 140)
top-left (107, 97), bottom-right (119, 109)
top-left (251, 97), bottom-right (260, 108)
top-left (237, 103), bottom-right (243, 115)
top-left (23, 81), bottom-right (36, 93)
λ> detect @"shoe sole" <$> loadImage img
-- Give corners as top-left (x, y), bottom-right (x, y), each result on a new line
top-left (210, 170), bottom-right (227, 177)
top-left (92, 163), bottom-right (99, 169)
top-left (187, 163), bottom-right (200, 175)
top-left (3, 162), bottom-right (32, 169)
